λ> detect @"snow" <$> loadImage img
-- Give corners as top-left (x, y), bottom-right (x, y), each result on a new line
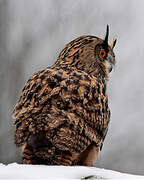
top-left (0, 163), bottom-right (143, 180)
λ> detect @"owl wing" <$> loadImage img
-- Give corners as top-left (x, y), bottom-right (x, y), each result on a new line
top-left (13, 67), bottom-right (110, 153)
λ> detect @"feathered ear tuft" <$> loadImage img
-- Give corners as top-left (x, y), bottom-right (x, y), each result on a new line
top-left (104, 25), bottom-right (109, 44)
top-left (109, 39), bottom-right (117, 49)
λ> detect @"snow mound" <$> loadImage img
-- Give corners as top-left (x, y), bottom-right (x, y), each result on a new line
top-left (0, 163), bottom-right (143, 180)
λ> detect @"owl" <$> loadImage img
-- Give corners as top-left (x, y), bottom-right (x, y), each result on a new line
top-left (13, 25), bottom-right (116, 166)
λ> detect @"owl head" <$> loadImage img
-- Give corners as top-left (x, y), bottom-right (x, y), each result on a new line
top-left (55, 25), bottom-right (117, 80)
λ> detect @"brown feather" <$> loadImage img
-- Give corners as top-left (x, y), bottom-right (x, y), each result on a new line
top-left (13, 34), bottom-right (116, 165)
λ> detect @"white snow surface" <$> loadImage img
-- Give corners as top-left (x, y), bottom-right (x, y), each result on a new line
top-left (0, 163), bottom-right (143, 180)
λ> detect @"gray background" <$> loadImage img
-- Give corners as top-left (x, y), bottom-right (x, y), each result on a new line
top-left (0, 0), bottom-right (144, 175)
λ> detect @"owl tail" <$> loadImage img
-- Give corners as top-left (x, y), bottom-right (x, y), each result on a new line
top-left (22, 143), bottom-right (37, 164)
top-left (21, 134), bottom-right (72, 165)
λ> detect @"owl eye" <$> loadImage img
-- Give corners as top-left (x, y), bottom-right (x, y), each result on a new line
top-left (100, 49), bottom-right (106, 58)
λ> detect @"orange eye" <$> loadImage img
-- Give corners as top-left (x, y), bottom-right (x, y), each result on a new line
top-left (100, 49), bottom-right (106, 58)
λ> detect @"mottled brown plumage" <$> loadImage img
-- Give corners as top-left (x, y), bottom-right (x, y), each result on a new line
top-left (13, 26), bottom-right (116, 166)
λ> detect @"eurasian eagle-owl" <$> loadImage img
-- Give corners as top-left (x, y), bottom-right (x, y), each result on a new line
top-left (13, 26), bottom-right (116, 166)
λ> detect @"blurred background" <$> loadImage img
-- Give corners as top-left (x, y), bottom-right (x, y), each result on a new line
top-left (0, 0), bottom-right (144, 175)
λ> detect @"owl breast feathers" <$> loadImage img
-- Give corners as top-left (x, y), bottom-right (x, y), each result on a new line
top-left (13, 26), bottom-right (116, 166)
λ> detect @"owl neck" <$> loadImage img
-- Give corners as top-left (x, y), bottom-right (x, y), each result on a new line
top-left (53, 60), bottom-right (108, 81)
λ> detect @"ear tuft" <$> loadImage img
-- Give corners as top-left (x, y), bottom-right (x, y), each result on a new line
top-left (104, 25), bottom-right (109, 44)
top-left (109, 38), bottom-right (117, 49)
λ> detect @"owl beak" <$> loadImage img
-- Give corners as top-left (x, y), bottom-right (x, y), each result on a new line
top-left (107, 54), bottom-right (115, 65)
top-left (107, 54), bottom-right (115, 73)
